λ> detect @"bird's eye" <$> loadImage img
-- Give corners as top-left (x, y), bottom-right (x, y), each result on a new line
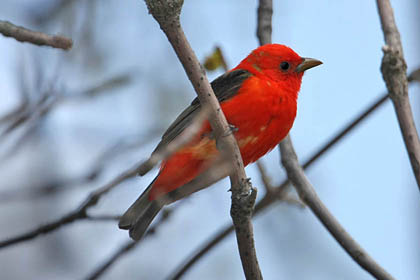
top-left (280, 62), bottom-right (290, 71)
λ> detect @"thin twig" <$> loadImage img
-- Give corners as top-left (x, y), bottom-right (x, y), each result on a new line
top-left (0, 163), bottom-right (140, 249)
top-left (0, 20), bottom-right (72, 50)
top-left (85, 209), bottom-right (174, 280)
top-left (0, 73), bottom-right (132, 160)
top-left (256, 160), bottom-right (274, 194)
top-left (89, 241), bottom-right (137, 280)
top-left (143, 1), bottom-right (262, 279)
top-left (85, 215), bottom-right (121, 221)
top-left (376, 0), bottom-right (420, 190)
top-left (279, 136), bottom-right (395, 280)
top-left (0, 119), bottom-right (209, 248)
top-left (0, 129), bottom-right (161, 203)
top-left (255, 160), bottom-right (304, 207)
top-left (0, 172), bottom-right (98, 203)
top-left (170, 225), bottom-right (235, 280)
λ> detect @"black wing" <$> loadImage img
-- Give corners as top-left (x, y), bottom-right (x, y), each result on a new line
top-left (152, 69), bottom-right (252, 154)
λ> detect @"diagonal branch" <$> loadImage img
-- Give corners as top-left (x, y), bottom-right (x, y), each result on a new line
top-left (0, 20), bottom-right (72, 50)
top-left (376, 0), bottom-right (420, 190)
top-left (0, 163), bottom-right (139, 249)
top-left (85, 209), bottom-right (174, 280)
top-left (279, 136), bottom-right (395, 280)
top-left (143, 1), bottom-right (262, 279)
top-left (0, 128), bottom-right (161, 203)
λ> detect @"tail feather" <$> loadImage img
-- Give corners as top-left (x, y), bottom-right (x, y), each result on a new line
top-left (119, 184), bottom-right (163, 241)
top-left (129, 201), bottom-right (161, 240)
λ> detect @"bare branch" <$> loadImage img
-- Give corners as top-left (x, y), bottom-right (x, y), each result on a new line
top-left (279, 136), bottom-right (395, 280)
top-left (0, 72), bottom-right (132, 159)
top-left (376, 0), bottom-right (420, 190)
top-left (256, 0), bottom-right (273, 45)
top-left (87, 241), bottom-right (137, 280)
top-left (143, 1), bottom-right (262, 279)
top-left (70, 73), bottom-right (132, 99)
top-left (0, 129), bottom-right (161, 203)
top-left (0, 173), bottom-right (98, 203)
top-left (255, 160), bottom-right (305, 207)
top-left (0, 163), bottom-right (140, 249)
top-left (0, 20), bottom-right (72, 50)
top-left (169, 225), bottom-right (235, 280)
top-left (256, 160), bottom-right (274, 194)
top-left (408, 68), bottom-right (420, 82)
top-left (85, 209), bottom-right (174, 280)
top-left (85, 215), bottom-right (121, 221)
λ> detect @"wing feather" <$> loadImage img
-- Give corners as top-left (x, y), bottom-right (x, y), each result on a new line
top-left (152, 69), bottom-right (252, 153)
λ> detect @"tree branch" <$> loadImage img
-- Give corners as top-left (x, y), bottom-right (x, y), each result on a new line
top-left (279, 137), bottom-right (395, 280)
top-left (0, 163), bottom-right (139, 249)
top-left (143, 1), bottom-right (262, 279)
top-left (85, 209), bottom-right (174, 280)
top-left (0, 20), bottom-right (72, 50)
top-left (255, 161), bottom-right (273, 192)
top-left (376, 0), bottom-right (420, 190)
top-left (0, 128), bottom-right (161, 203)
top-left (256, 0), bottom-right (273, 46)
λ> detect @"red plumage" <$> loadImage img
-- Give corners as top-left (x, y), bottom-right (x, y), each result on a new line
top-left (119, 44), bottom-right (322, 240)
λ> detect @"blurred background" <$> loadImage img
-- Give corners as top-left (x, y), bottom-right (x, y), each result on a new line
top-left (0, 0), bottom-right (419, 279)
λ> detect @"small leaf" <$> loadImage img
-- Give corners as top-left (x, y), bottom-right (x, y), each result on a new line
top-left (203, 46), bottom-right (228, 72)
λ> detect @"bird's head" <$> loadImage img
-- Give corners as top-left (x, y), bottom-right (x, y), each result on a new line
top-left (236, 44), bottom-right (322, 91)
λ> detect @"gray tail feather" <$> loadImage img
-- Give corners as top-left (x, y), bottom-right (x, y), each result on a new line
top-left (119, 184), bottom-right (163, 241)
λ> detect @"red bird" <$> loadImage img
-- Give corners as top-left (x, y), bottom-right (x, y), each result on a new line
top-left (119, 44), bottom-right (322, 240)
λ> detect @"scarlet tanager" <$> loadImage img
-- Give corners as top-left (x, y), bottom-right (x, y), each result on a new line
top-left (119, 44), bottom-right (322, 240)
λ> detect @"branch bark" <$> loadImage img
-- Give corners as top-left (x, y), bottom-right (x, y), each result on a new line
top-left (376, 0), bottom-right (420, 190)
top-left (0, 20), bottom-right (72, 50)
top-left (143, 1), bottom-right (262, 279)
top-left (256, 0), bottom-right (273, 46)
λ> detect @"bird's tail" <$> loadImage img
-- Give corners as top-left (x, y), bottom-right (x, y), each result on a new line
top-left (118, 183), bottom-right (163, 241)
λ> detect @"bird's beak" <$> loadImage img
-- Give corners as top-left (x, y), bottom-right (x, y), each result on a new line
top-left (296, 57), bottom-right (323, 73)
